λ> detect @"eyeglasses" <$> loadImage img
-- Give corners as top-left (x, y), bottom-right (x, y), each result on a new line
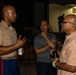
top-left (61, 22), bottom-right (74, 25)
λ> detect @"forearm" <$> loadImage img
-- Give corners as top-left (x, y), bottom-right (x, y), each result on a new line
top-left (56, 61), bottom-right (76, 72)
top-left (44, 36), bottom-right (56, 48)
top-left (47, 39), bottom-right (56, 48)
top-left (0, 44), bottom-right (18, 55)
top-left (0, 36), bottom-right (26, 55)
top-left (35, 45), bottom-right (49, 54)
top-left (41, 32), bottom-right (56, 48)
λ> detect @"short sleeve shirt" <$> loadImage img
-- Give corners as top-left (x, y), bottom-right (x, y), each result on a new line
top-left (58, 31), bottom-right (76, 75)
top-left (0, 20), bottom-right (17, 58)
top-left (34, 33), bottom-right (57, 63)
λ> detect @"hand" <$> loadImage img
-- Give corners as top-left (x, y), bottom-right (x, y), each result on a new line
top-left (52, 60), bottom-right (57, 68)
top-left (50, 49), bottom-right (56, 58)
top-left (22, 48), bottom-right (24, 54)
top-left (50, 49), bottom-right (55, 55)
top-left (52, 58), bottom-right (59, 68)
top-left (41, 32), bottom-right (47, 38)
top-left (50, 49), bottom-right (55, 61)
top-left (16, 35), bottom-right (27, 48)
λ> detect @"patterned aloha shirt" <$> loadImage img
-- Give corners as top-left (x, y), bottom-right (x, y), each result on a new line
top-left (58, 31), bottom-right (76, 75)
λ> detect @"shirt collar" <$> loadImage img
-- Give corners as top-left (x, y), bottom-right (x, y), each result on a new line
top-left (1, 20), bottom-right (12, 29)
top-left (66, 31), bottom-right (76, 40)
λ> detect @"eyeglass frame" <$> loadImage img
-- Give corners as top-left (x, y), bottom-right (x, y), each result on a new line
top-left (61, 22), bottom-right (74, 25)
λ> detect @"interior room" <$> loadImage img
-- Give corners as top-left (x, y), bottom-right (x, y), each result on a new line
top-left (0, 0), bottom-right (76, 75)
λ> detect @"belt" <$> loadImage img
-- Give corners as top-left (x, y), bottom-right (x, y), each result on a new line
top-left (1, 57), bottom-right (17, 60)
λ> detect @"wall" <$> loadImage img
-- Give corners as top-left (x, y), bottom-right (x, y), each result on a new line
top-left (34, 2), bottom-right (49, 28)
top-left (35, 2), bottom-right (44, 28)
top-left (49, 4), bottom-right (75, 32)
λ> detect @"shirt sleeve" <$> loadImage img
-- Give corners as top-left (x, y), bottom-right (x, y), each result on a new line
top-left (34, 35), bottom-right (39, 48)
top-left (50, 34), bottom-right (57, 40)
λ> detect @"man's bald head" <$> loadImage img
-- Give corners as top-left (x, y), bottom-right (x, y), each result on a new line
top-left (1, 5), bottom-right (17, 23)
top-left (2, 5), bottom-right (15, 15)
top-left (64, 14), bottom-right (76, 27)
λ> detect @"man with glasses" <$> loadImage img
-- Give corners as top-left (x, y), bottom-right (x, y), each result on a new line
top-left (52, 14), bottom-right (76, 75)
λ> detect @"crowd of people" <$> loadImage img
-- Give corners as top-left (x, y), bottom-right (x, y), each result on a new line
top-left (0, 4), bottom-right (76, 75)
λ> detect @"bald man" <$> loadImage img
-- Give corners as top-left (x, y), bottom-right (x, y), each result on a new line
top-left (52, 14), bottom-right (76, 75)
top-left (0, 5), bottom-right (26, 75)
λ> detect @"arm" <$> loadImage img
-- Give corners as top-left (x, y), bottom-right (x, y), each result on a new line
top-left (0, 36), bottom-right (26, 55)
top-left (34, 45), bottom-right (49, 54)
top-left (55, 61), bottom-right (76, 72)
top-left (41, 32), bottom-right (56, 48)
top-left (54, 45), bottom-right (76, 72)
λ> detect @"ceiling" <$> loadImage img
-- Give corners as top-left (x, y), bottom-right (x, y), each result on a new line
top-left (49, 0), bottom-right (76, 4)
top-left (0, 0), bottom-right (76, 7)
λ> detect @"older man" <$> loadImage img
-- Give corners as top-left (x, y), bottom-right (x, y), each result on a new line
top-left (53, 14), bottom-right (76, 75)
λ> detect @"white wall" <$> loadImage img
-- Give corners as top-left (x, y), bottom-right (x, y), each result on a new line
top-left (49, 4), bottom-right (74, 32)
